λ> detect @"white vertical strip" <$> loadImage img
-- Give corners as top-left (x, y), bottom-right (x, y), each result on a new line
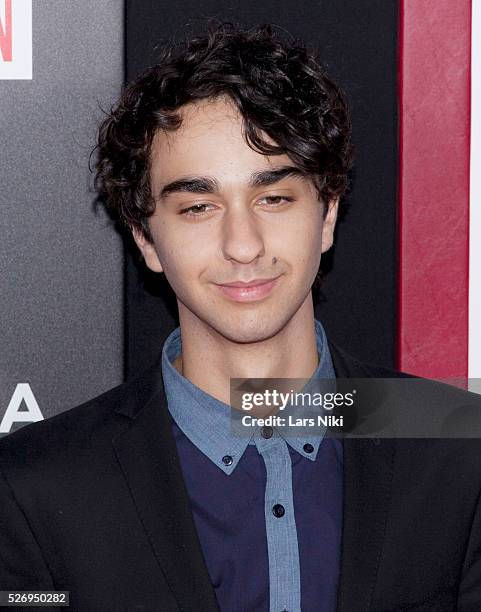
top-left (0, 0), bottom-right (32, 80)
top-left (469, 0), bottom-right (481, 383)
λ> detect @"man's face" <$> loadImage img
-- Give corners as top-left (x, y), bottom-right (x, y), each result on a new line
top-left (133, 96), bottom-right (338, 343)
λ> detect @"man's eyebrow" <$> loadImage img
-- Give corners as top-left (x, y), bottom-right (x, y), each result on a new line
top-left (249, 165), bottom-right (306, 187)
top-left (158, 165), bottom-right (307, 199)
top-left (159, 176), bottom-right (219, 198)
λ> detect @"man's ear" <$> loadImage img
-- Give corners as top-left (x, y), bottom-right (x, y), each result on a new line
top-left (321, 198), bottom-right (339, 254)
top-left (131, 227), bottom-right (164, 273)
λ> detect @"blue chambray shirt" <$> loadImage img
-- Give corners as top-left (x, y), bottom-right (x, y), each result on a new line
top-left (161, 319), bottom-right (343, 612)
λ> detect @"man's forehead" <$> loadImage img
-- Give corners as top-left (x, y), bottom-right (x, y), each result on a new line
top-left (149, 100), bottom-right (304, 191)
top-left (178, 95), bottom-right (241, 124)
top-left (151, 96), bottom-right (278, 155)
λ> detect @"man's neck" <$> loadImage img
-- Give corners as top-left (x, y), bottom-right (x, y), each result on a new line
top-left (173, 298), bottom-right (319, 405)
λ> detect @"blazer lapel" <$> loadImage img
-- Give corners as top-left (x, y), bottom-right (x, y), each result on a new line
top-left (329, 342), bottom-right (396, 612)
top-left (111, 363), bottom-right (220, 612)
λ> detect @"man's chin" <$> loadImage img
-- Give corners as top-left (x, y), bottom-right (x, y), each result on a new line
top-left (206, 314), bottom-right (291, 345)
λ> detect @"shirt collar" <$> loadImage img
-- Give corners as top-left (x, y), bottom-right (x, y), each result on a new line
top-left (161, 319), bottom-right (336, 474)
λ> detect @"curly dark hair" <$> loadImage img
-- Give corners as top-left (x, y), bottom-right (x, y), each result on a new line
top-left (94, 20), bottom-right (353, 244)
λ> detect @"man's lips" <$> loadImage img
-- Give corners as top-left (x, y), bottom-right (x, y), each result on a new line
top-left (214, 275), bottom-right (282, 301)
top-left (218, 277), bottom-right (280, 288)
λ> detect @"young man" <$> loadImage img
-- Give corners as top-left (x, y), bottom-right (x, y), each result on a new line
top-left (1, 21), bottom-right (481, 612)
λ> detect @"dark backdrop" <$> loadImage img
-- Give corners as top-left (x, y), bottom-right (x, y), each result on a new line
top-left (125, 0), bottom-right (399, 378)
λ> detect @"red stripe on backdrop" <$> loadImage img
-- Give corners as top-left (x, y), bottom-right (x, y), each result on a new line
top-left (398, 0), bottom-right (471, 379)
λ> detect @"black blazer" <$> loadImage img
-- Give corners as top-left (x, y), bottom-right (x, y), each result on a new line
top-left (1, 342), bottom-right (481, 612)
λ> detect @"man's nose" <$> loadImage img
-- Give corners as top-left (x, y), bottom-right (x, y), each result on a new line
top-left (220, 207), bottom-right (266, 264)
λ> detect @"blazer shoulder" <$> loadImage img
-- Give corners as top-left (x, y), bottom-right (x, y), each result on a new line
top-left (328, 339), bottom-right (415, 379)
top-left (0, 360), bottom-right (165, 472)
top-left (328, 341), bottom-right (481, 439)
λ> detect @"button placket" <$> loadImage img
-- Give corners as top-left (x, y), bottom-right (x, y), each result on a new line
top-left (256, 437), bottom-right (301, 612)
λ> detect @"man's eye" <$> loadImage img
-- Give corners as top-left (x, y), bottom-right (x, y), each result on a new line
top-left (179, 203), bottom-right (212, 216)
top-left (179, 196), bottom-right (294, 217)
top-left (258, 195), bottom-right (294, 206)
